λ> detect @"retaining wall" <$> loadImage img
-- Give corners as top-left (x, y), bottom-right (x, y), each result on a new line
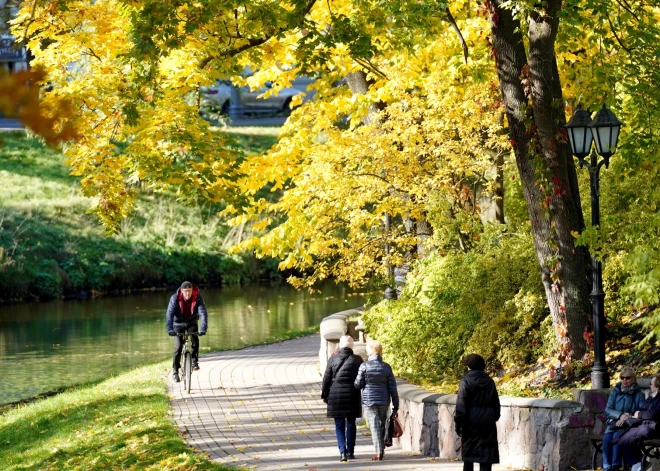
top-left (394, 381), bottom-right (601, 471)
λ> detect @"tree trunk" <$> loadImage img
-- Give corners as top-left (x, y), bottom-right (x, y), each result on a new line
top-left (489, 0), bottom-right (590, 360)
top-left (476, 149), bottom-right (505, 224)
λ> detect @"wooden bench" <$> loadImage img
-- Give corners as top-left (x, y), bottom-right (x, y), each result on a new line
top-left (585, 434), bottom-right (660, 471)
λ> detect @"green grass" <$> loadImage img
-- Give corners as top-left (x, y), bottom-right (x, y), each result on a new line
top-left (0, 327), bottom-right (319, 471)
top-left (0, 361), bottom-right (238, 471)
top-left (0, 129), bottom-right (280, 301)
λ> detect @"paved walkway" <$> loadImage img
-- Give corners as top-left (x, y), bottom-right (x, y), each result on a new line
top-left (169, 335), bottom-right (491, 470)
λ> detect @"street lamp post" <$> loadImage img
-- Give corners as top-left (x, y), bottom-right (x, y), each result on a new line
top-left (565, 104), bottom-right (622, 390)
top-left (383, 213), bottom-right (397, 300)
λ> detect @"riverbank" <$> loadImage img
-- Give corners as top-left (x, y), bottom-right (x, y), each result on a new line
top-left (0, 129), bottom-right (280, 303)
top-left (0, 325), bottom-right (320, 471)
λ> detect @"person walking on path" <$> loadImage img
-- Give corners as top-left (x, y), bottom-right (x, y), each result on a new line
top-left (602, 366), bottom-right (645, 471)
top-left (454, 353), bottom-right (500, 471)
top-left (321, 335), bottom-right (364, 462)
top-left (166, 281), bottom-right (208, 382)
top-left (354, 339), bottom-right (399, 461)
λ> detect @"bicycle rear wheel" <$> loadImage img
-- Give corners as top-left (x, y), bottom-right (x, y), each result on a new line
top-left (184, 351), bottom-right (192, 394)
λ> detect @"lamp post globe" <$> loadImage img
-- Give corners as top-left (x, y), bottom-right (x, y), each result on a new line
top-left (564, 103), bottom-right (622, 390)
top-left (590, 103), bottom-right (623, 163)
top-left (565, 104), bottom-right (594, 162)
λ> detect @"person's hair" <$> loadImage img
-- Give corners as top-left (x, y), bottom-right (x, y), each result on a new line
top-left (339, 335), bottom-right (354, 349)
top-left (463, 353), bottom-right (486, 371)
top-left (180, 281), bottom-right (193, 289)
top-left (652, 374), bottom-right (660, 389)
top-left (620, 366), bottom-right (637, 383)
top-left (366, 340), bottom-right (382, 356)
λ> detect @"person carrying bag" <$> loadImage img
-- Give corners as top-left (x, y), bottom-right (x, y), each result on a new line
top-left (354, 339), bottom-right (399, 461)
top-left (384, 409), bottom-right (403, 447)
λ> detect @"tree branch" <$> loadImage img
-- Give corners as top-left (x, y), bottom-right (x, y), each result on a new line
top-left (199, 0), bottom-right (318, 69)
top-left (606, 14), bottom-right (633, 53)
top-left (446, 8), bottom-right (469, 64)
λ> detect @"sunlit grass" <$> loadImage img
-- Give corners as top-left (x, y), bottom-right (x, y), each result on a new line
top-left (221, 126), bottom-right (281, 136)
top-left (0, 362), bottom-right (240, 471)
top-left (0, 131), bottom-right (280, 301)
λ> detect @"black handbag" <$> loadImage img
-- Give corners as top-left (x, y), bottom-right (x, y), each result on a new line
top-left (384, 414), bottom-right (394, 447)
top-left (384, 411), bottom-right (403, 447)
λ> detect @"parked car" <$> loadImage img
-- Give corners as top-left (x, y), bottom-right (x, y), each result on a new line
top-left (201, 79), bottom-right (309, 116)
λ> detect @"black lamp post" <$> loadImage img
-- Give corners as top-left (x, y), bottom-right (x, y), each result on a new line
top-left (565, 104), bottom-right (622, 390)
top-left (383, 213), bottom-right (397, 300)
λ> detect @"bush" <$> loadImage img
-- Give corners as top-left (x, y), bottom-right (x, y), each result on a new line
top-left (363, 226), bottom-right (549, 378)
top-left (32, 259), bottom-right (63, 299)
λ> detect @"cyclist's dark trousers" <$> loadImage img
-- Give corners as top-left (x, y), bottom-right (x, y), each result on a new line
top-left (172, 321), bottom-right (199, 370)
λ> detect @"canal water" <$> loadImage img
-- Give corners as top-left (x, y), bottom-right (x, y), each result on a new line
top-left (0, 284), bottom-right (363, 405)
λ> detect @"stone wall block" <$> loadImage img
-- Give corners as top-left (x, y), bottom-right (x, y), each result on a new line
top-left (437, 405), bottom-right (458, 459)
top-left (421, 403), bottom-right (439, 456)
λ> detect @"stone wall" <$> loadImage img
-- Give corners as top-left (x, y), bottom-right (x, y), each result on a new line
top-left (393, 380), bottom-right (600, 471)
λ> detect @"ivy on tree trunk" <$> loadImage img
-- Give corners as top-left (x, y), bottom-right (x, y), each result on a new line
top-left (488, 0), bottom-right (591, 361)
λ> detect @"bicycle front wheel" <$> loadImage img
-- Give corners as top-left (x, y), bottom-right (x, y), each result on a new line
top-left (184, 351), bottom-right (192, 394)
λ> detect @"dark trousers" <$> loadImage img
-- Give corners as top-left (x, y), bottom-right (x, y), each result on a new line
top-left (603, 431), bottom-right (623, 468)
top-left (463, 462), bottom-right (492, 471)
top-left (172, 322), bottom-right (199, 370)
top-left (334, 417), bottom-right (357, 454)
top-left (604, 429), bottom-right (640, 469)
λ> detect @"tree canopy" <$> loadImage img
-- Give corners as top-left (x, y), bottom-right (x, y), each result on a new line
top-left (12, 0), bottom-right (660, 361)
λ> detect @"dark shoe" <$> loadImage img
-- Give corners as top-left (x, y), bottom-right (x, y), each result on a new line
top-left (172, 371), bottom-right (180, 382)
top-left (347, 452), bottom-right (356, 460)
top-left (340, 452), bottom-right (347, 462)
top-left (193, 361), bottom-right (200, 371)
top-left (379, 451), bottom-right (384, 460)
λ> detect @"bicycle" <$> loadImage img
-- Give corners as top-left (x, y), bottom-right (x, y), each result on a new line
top-left (178, 331), bottom-right (198, 394)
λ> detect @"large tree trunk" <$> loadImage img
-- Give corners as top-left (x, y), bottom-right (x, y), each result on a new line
top-left (489, 0), bottom-right (590, 360)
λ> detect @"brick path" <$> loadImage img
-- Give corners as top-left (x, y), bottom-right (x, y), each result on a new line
top-left (169, 335), bottom-right (487, 470)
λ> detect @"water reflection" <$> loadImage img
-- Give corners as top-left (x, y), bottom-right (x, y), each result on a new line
top-left (0, 284), bottom-right (363, 405)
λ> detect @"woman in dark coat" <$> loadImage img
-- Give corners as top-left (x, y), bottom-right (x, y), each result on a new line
top-left (321, 335), bottom-right (363, 462)
top-left (454, 353), bottom-right (500, 471)
top-left (602, 366), bottom-right (645, 471)
top-left (615, 373), bottom-right (660, 469)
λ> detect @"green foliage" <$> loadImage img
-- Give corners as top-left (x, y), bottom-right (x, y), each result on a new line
top-left (0, 130), bottom-right (279, 301)
top-left (363, 226), bottom-right (548, 378)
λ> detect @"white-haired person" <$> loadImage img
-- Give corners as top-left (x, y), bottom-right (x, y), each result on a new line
top-left (321, 335), bottom-right (364, 462)
top-left (354, 339), bottom-right (399, 461)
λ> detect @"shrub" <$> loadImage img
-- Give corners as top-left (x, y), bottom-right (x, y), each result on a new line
top-left (363, 226), bottom-right (548, 378)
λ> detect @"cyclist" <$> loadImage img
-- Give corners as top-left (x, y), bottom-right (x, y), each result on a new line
top-left (166, 281), bottom-right (208, 382)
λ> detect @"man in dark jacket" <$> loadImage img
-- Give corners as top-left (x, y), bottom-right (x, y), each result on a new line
top-left (166, 281), bottom-right (208, 382)
top-left (321, 335), bottom-right (363, 462)
top-left (455, 353), bottom-right (500, 471)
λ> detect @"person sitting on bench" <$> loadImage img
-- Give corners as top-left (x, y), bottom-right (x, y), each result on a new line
top-left (602, 366), bottom-right (645, 471)
top-left (614, 373), bottom-right (660, 471)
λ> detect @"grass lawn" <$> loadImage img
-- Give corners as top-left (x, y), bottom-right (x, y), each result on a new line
top-left (0, 361), bottom-right (237, 471)
top-left (0, 128), bottom-right (279, 302)
top-left (0, 326), bottom-right (318, 471)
